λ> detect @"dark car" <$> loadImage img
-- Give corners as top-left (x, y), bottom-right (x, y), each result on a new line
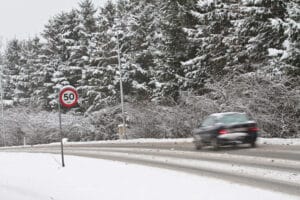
top-left (193, 112), bottom-right (258, 150)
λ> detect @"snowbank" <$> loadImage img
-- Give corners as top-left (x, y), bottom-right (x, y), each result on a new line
top-left (2, 137), bottom-right (300, 149)
top-left (257, 137), bottom-right (300, 146)
top-left (64, 137), bottom-right (300, 146)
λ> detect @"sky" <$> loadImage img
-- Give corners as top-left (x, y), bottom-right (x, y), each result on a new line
top-left (0, 0), bottom-right (109, 45)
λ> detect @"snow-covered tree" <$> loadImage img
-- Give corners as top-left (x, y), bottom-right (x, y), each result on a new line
top-left (71, 0), bottom-right (97, 66)
top-left (110, 0), bottom-right (160, 100)
top-left (77, 1), bottom-right (119, 112)
top-left (2, 39), bottom-right (22, 100)
top-left (182, 0), bottom-right (240, 93)
top-left (151, 0), bottom-right (196, 100)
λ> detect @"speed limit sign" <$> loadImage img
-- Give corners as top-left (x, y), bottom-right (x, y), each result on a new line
top-left (58, 86), bottom-right (79, 167)
top-left (59, 86), bottom-right (79, 108)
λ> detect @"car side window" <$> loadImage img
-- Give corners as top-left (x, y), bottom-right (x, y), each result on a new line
top-left (201, 116), bottom-right (215, 127)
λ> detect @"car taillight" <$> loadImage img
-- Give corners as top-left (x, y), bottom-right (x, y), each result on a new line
top-left (249, 127), bottom-right (259, 132)
top-left (218, 129), bottom-right (228, 134)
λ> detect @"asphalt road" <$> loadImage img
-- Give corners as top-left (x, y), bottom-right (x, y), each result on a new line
top-left (1, 141), bottom-right (300, 197)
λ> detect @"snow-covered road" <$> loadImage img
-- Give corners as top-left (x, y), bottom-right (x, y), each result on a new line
top-left (0, 152), bottom-right (298, 200)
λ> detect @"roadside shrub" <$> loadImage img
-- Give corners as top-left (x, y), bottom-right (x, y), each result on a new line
top-left (185, 73), bottom-right (300, 138)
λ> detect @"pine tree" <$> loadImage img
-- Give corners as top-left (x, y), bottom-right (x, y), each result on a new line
top-left (73, 0), bottom-right (98, 66)
top-left (15, 38), bottom-right (42, 105)
top-left (78, 1), bottom-right (119, 112)
top-left (43, 12), bottom-right (71, 62)
top-left (117, 0), bottom-right (160, 100)
top-left (281, 0), bottom-right (300, 76)
top-left (182, 0), bottom-right (298, 94)
top-left (238, 0), bottom-right (299, 77)
top-left (151, 0), bottom-right (196, 100)
top-left (43, 12), bottom-right (73, 109)
top-left (30, 40), bottom-right (57, 110)
top-left (3, 39), bottom-right (22, 100)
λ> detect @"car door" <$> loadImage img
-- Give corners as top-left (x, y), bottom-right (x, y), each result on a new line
top-left (199, 116), bottom-right (217, 142)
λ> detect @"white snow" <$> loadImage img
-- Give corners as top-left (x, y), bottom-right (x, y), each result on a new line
top-left (0, 152), bottom-right (297, 200)
top-left (241, 0), bottom-right (263, 6)
top-left (3, 100), bottom-right (14, 106)
top-left (282, 39), bottom-right (291, 50)
top-left (132, 80), bottom-right (147, 90)
top-left (4, 137), bottom-right (300, 150)
top-left (258, 137), bottom-right (300, 146)
top-left (65, 137), bottom-right (300, 146)
top-left (7, 137), bottom-right (298, 149)
top-left (48, 138), bottom-right (195, 146)
top-left (181, 55), bottom-right (205, 66)
top-left (270, 18), bottom-right (283, 28)
top-left (197, 0), bottom-right (214, 8)
top-left (268, 48), bottom-right (284, 57)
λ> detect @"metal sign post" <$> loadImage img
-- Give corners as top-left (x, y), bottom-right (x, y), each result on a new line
top-left (0, 65), bottom-right (5, 146)
top-left (116, 30), bottom-right (127, 139)
top-left (58, 101), bottom-right (65, 167)
top-left (58, 86), bottom-right (79, 167)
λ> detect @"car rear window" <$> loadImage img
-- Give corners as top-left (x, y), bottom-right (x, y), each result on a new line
top-left (217, 113), bottom-right (249, 125)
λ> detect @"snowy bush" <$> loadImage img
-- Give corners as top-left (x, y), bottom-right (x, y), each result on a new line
top-left (88, 102), bottom-right (195, 139)
top-left (0, 107), bottom-right (95, 146)
top-left (184, 73), bottom-right (300, 138)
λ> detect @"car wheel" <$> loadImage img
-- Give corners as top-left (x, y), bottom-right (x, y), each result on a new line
top-left (195, 141), bottom-right (203, 150)
top-left (232, 142), bottom-right (238, 148)
top-left (250, 141), bottom-right (256, 148)
top-left (211, 138), bottom-right (219, 150)
top-left (194, 137), bottom-right (203, 150)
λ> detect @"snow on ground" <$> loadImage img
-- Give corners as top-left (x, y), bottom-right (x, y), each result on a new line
top-left (0, 152), bottom-right (298, 200)
top-left (257, 137), bottom-right (300, 146)
top-left (3, 137), bottom-right (300, 150)
top-left (24, 138), bottom-right (195, 148)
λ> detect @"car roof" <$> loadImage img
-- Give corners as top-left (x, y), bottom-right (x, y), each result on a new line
top-left (210, 112), bottom-right (245, 118)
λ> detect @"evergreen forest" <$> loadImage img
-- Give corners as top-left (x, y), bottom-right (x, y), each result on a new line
top-left (0, 0), bottom-right (299, 145)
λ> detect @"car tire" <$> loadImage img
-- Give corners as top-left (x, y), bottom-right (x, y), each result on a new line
top-left (250, 141), bottom-right (256, 148)
top-left (211, 138), bottom-right (219, 150)
top-left (232, 142), bottom-right (237, 148)
top-left (194, 137), bottom-right (203, 150)
top-left (195, 141), bottom-right (203, 150)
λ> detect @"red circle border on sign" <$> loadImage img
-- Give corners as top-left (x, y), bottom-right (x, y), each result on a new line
top-left (59, 86), bottom-right (79, 108)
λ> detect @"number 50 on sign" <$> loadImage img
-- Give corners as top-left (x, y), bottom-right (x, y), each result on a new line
top-left (59, 86), bottom-right (79, 108)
